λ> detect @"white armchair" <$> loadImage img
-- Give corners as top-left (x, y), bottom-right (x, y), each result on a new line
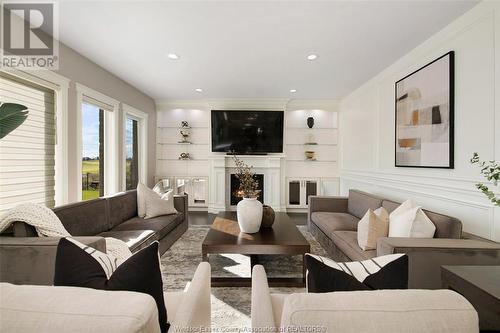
top-left (251, 265), bottom-right (478, 333)
top-left (0, 262), bottom-right (211, 333)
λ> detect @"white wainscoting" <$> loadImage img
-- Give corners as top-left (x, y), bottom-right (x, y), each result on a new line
top-left (340, 169), bottom-right (499, 241)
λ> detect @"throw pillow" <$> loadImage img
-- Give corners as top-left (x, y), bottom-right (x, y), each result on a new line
top-left (305, 253), bottom-right (408, 293)
top-left (54, 238), bottom-right (169, 332)
top-left (357, 207), bottom-right (389, 250)
top-left (137, 183), bottom-right (148, 217)
top-left (145, 188), bottom-right (177, 219)
top-left (389, 200), bottom-right (435, 238)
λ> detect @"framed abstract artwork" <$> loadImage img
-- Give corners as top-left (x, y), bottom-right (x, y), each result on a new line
top-left (395, 51), bottom-right (454, 168)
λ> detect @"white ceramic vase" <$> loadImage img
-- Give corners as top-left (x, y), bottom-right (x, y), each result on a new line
top-left (236, 197), bottom-right (263, 233)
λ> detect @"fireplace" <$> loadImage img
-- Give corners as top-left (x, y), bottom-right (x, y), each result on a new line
top-left (230, 173), bottom-right (264, 206)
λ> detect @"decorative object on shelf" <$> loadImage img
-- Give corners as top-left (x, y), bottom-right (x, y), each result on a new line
top-left (395, 51), bottom-right (454, 168)
top-left (261, 205), bottom-right (275, 228)
top-left (178, 152), bottom-right (191, 160)
top-left (180, 121), bottom-right (190, 128)
top-left (307, 116), bottom-right (315, 129)
top-left (305, 151), bottom-right (316, 160)
top-left (233, 155), bottom-right (263, 233)
top-left (0, 102), bottom-right (28, 139)
top-left (179, 129), bottom-right (191, 143)
top-left (470, 153), bottom-right (500, 207)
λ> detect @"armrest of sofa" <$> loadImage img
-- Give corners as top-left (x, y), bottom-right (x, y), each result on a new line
top-left (308, 196), bottom-right (348, 227)
top-left (376, 237), bottom-right (500, 256)
top-left (251, 265), bottom-right (278, 330)
top-left (376, 237), bottom-right (500, 289)
top-left (0, 236), bottom-right (106, 285)
top-left (173, 194), bottom-right (187, 213)
top-left (169, 262), bottom-right (211, 331)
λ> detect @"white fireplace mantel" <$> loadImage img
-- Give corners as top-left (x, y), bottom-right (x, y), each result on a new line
top-left (208, 155), bottom-right (285, 213)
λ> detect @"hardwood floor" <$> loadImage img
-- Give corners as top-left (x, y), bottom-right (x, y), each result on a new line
top-left (188, 211), bottom-right (307, 226)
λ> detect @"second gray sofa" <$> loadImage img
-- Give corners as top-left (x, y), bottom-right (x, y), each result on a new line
top-left (308, 189), bottom-right (500, 289)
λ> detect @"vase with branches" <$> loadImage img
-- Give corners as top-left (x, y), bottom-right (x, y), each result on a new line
top-left (232, 155), bottom-right (263, 233)
top-left (470, 153), bottom-right (500, 207)
top-left (233, 155), bottom-right (261, 198)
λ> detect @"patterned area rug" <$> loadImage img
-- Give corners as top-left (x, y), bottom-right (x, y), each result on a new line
top-left (160, 225), bottom-right (328, 330)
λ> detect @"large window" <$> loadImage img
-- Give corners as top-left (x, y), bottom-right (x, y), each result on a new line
top-left (0, 73), bottom-right (56, 212)
top-left (76, 83), bottom-right (119, 201)
top-left (81, 103), bottom-right (105, 200)
top-left (125, 117), bottom-right (138, 190)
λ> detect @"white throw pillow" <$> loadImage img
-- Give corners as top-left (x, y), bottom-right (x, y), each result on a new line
top-left (389, 200), bottom-right (435, 238)
top-left (144, 188), bottom-right (177, 219)
top-left (136, 183), bottom-right (148, 217)
top-left (389, 199), bottom-right (413, 221)
top-left (357, 207), bottom-right (389, 250)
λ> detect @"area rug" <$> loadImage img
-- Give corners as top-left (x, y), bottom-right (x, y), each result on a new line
top-left (160, 225), bottom-right (328, 330)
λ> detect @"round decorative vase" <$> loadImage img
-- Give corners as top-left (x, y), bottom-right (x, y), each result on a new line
top-left (305, 151), bottom-right (315, 160)
top-left (237, 197), bottom-right (263, 233)
top-left (261, 205), bottom-right (275, 228)
top-left (307, 117), bottom-right (314, 128)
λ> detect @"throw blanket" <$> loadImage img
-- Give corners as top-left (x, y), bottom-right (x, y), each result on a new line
top-left (0, 203), bottom-right (132, 261)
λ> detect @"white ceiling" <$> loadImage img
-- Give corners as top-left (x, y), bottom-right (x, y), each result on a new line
top-left (56, 1), bottom-right (478, 101)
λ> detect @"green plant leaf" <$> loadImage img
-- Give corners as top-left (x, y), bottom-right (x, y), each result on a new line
top-left (0, 102), bottom-right (28, 139)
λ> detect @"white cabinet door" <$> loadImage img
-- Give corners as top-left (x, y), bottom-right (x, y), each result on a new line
top-left (287, 179), bottom-right (302, 208)
top-left (191, 177), bottom-right (208, 207)
top-left (286, 178), bottom-right (319, 208)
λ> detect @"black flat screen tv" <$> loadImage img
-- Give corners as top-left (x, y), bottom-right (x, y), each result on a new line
top-left (211, 110), bottom-right (284, 154)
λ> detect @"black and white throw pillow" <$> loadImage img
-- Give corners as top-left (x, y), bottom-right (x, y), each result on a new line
top-left (54, 238), bottom-right (169, 332)
top-left (305, 253), bottom-right (408, 293)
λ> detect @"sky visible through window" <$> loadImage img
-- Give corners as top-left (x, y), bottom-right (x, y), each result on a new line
top-left (82, 103), bottom-right (100, 158)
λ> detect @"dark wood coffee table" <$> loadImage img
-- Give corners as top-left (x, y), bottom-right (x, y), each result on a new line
top-left (441, 265), bottom-right (500, 331)
top-left (202, 211), bottom-right (310, 287)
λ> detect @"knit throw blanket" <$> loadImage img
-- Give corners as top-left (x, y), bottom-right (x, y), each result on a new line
top-left (0, 203), bottom-right (132, 261)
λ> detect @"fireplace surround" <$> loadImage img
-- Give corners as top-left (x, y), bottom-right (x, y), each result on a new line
top-left (208, 155), bottom-right (283, 213)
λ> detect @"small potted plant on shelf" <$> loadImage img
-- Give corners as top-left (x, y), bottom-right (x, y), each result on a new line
top-left (233, 155), bottom-right (262, 233)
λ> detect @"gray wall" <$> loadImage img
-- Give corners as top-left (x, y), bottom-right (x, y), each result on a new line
top-left (55, 43), bottom-right (156, 203)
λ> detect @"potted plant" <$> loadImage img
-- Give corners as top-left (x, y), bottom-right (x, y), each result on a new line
top-left (470, 153), bottom-right (500, 207)
top-left (233, 155), bottom-right (262, 233)
top-left (0, 102), bottom-right (28, 139)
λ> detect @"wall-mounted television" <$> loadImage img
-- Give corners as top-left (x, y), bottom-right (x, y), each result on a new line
top-left (211, 110), bottom-right (284, 154)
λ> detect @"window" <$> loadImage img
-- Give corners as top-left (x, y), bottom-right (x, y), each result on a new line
top-left (82, 103), bottom-right (105, 200)
top-left (0, 73), bottom-right (56, 212)
top-left (125, 117), bottom-right (138, 190)
top-left (76, 83), bottom-right (119, 201)
top-left (122, 104), bottom-right (148, 191)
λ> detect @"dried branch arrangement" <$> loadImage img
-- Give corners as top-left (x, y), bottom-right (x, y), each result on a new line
top-left (233, 155), bottom-right (260, 198)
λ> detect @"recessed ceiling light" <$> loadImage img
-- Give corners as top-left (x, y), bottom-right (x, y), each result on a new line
top-left (195, 88), bottom-right (203, 93)
top-left (290, 89), bottom-right (297, 93)
top-left (167, 53), bottom-right (179, 60)
top-left (307, 54), bottom-right (318, 61)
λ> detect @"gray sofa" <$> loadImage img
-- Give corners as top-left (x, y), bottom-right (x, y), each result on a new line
top-left (308, 189), bottom-right (500, 289)
top-left (0, 190), bottom-right (188, 285)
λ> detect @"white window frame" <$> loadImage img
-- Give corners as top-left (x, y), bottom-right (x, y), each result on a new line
top-left (0, 69), bottom-right (70, 206)
top-left (75, 83), bottom-right (120, 200)
top-left (122, 103), bottom-right (148, 190)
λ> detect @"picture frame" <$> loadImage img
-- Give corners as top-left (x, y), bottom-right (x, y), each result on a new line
top-left (395, 51), bottom-right (454, 168)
